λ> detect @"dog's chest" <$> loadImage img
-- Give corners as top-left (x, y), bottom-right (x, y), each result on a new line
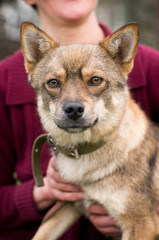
top-left (83, 179), bottom-right (129, 218)
top-left (56, 152), bottom-right (129, 217)
top-left (56, 151), bottom-right (114, 184)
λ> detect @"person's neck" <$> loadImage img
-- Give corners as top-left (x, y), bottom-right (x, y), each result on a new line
top-left (40, 12), bottom-right (105, 45)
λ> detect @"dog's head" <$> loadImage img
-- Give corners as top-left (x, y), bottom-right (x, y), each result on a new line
top-left (21, 23), bottom-right (138, 146)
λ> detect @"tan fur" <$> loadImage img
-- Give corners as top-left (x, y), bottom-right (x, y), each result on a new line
top-left (21, 22), bottom-right (159, 240)
top-left (32, 203), bottom-right (81, 240)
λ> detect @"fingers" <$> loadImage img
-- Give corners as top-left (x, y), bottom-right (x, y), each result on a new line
top-left (89, 214), bottom-right (121, 235)
top-left (87, 203), bottom-right (108, 214)
top-left (51, 169), bottom-right (82, 191)
top-left (89, 214), bottom-right (116, 227)
top-left (98, 227), bottom-right (121, 237)
top-left (87, 203), bottom-right (121, 237)
top-left (156, 204), bottom-right (159, 216)
top-left (49, 188), bottom-right (84, 202)
top-left (51, 179), bottom-right (83, 193)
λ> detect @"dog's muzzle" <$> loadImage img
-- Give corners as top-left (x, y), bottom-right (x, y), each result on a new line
top-left (55, 101), bottom-right (98, 133)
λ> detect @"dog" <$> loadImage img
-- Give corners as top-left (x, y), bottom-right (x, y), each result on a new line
top-left (21, 22), bottom-right (159, 240)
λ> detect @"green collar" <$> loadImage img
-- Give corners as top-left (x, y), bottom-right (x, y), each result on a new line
top-left (32, 134), bottom-right (105, 187)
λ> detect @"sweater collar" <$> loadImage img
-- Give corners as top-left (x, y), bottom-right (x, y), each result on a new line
top-left (6, 25), bottom-right (146, 105)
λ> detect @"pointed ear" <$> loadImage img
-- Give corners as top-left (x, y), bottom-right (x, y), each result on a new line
top-left (100, 23), bottom-right (139, 74)
top-left (21, 22), bottom-right (59, 73)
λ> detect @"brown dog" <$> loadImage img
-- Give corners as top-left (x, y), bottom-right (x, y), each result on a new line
top-left (21, 22), bottom-right (159, 240)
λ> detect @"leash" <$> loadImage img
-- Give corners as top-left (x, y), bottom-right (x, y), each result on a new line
top-left (32, 134), bottom-right (49, 187)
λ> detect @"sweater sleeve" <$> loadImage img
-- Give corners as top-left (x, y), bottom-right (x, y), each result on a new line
top-left (0, 57), bottom-right (43, 229)
top-left (0, 181), bottom-right (43, 228)
top-left (141, 45), bottom-right (159, 122)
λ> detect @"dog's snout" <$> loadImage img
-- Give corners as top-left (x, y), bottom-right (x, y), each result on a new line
top-left (63, 102), bottom-right (84, 120)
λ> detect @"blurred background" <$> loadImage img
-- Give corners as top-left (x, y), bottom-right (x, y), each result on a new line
top-left (0, 0), bottom-right (158, 60)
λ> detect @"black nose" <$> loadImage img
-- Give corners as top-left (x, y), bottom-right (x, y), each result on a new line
top-left (63, 102), bottom-right (84, 120)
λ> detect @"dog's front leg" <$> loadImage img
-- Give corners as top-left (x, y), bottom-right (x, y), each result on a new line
top-left (32, 202), bottom-right (82, 240)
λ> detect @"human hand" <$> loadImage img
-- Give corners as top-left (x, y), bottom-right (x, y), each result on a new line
top-left (33, 155), bottom-right (84, 211)
top-left (87, 204), bottom-right (121, 237)
top-left (156, 204), bottom-right (159, 216)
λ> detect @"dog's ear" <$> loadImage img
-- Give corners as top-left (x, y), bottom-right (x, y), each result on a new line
top-left (100, 23), bottom-right (139, 74)
top-left (21, 22), bottom-right (59, 73)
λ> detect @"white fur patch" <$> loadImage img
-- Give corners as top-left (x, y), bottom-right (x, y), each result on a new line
top-left (93, 98), bottom-right (108, 120)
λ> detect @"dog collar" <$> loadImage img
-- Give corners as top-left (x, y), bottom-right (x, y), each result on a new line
top-left (32, 134), bottom-right (105, 187)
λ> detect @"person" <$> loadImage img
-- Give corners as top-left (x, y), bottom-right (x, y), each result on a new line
top-left (0, 0), bottom-right (159, 239)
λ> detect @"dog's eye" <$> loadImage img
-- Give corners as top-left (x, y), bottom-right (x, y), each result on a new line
top-left (88, 77), bottom-right (104, 86)
top-left (47, 79), bottom-right (61, 88)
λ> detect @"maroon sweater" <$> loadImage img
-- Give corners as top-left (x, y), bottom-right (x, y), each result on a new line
top-left (0, 24), bottom-right (159, 240)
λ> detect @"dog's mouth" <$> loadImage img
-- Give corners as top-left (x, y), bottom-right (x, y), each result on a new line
top-left (64, 126), bottom-right (88, 133)
top-left (56, 118), bottom-right (98, 133)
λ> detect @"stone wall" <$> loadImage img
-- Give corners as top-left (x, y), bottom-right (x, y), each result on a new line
top-left (0, 0), bottom-right (39, 60)
top-left (97, 0), bottom-right (157, 48)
